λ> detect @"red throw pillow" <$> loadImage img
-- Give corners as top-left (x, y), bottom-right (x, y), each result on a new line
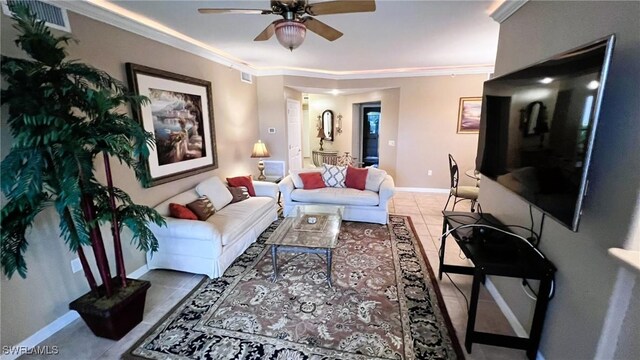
top-left (345, 166), bottom-right (369, 190)
top-left (299, 172), bottom-right (326, 189)
top-left (169, 203), bottom-right (198, 220)
top-left (227, 175), bottom-right (256, 196)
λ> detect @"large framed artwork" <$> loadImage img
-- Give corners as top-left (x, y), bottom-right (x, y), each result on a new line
top-left (457, 97), bottom-right (482, 134)
top-left (126, 63), bottom-right (217, 187)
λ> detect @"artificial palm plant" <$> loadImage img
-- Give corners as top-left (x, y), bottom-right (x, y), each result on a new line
top-left (1, 2), bottom-right (164, 317)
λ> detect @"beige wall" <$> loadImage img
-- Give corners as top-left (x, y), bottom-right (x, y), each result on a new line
top-left (481, 1), bottom-right (640, 359)
top-left (256, 76), bottom-right (287, 172)
top-left (0, 11), bottom-right (259, 347)
top-left (307, 94), bottom-right (348, 153)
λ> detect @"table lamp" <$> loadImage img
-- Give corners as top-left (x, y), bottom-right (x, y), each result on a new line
top-left (251, 140), bottom-right (271, 180)
top-left (316, 127), bottom-right (325, 151)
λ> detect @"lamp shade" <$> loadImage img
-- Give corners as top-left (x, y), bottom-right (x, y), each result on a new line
top-left (251, 140), bottom-right (270, 158)
top-left (316, 127), bottom-right (325, 139)
top-left (275, 20), bottom-right (306, 51)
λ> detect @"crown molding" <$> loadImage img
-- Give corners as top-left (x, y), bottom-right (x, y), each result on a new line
top-left (256, 64), bottom-right (495, 80)
top-left (488, 0), bottom-right (529, 23)
top-left (56, 0), bottom-right (494, 80)
top-left (56, 0), bottom-right (256, 75)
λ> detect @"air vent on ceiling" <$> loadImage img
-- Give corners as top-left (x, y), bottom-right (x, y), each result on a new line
top-left (240, 72), bottom-right (253, 84)
top-left (2, 0), bottom-right (71, 33)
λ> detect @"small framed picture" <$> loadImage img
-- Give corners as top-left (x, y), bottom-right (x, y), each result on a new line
top-left (126, 63), bottom-right (218, 186)
top-left (457, 97), bottom-right (482, 134)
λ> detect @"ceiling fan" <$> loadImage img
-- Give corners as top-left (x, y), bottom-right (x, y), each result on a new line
top-left (198, 0), bottom-right (376, 51)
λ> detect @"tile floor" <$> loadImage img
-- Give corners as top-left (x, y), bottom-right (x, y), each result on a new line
top-left (388, 191), bottom-right (528, 360)
top-left (21, 192), bottom-right (528, 360)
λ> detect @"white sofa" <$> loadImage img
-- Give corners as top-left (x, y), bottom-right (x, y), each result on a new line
top-left (147, 178), bottom-right (278, 278)
top-left (278, 172), bottom-right (395, 224)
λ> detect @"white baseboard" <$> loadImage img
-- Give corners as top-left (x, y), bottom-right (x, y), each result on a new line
top-left (0, 264), bottom-right (150, 360)
top-left (485, 278), bottom-right (546, 360)
top-left (0, 311), bottom-right (80, 360)
top-left (128, 264), bottom-right (150, 279)
top-left (395, 187), bottom-right (449, 193)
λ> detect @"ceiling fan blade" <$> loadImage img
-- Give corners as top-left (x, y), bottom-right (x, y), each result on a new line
top-left (198, 8), bottom-right (272, 15)
top-left (254, 22), bottom-right (277, 41)
top-left (302, 17), bottom-right (343, 41)
top-left (306, 0), bottom-right (376, 16)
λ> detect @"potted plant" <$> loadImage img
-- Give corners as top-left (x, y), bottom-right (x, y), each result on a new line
top-left (0, 5), bottom-right (165, 339)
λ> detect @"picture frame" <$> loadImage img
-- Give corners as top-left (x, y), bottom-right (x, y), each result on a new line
top-left (457, 97), bottom-right (482, 134)
top-left (126, 63), bottom-right (218, 187)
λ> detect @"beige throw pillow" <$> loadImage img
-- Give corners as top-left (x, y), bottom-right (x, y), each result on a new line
top-left (195, 176), bottom-right (233, 211)
top-left (365, 166), bottom-right (388, 192)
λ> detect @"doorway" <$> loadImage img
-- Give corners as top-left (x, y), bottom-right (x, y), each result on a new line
top-left (286, 98), bottom-right (302, 171)
top-left (361, 103), bottom-right (381, 167)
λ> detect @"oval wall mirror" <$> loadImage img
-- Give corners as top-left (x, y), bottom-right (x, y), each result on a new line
top-left (322, 110), bottom-right (334, 141)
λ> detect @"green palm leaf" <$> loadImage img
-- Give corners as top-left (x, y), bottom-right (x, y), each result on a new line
top-left (0, 3), bottom-right (163, 280)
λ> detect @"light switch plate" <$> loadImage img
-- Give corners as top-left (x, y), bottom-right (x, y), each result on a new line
top-left (70, 258), bottom-right (82, 273)
top-left (388, 140), bottom-right (395, 146)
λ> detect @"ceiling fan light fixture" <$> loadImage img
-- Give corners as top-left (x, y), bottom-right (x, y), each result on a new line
top-left (275, 20), bottom-right (306, 51)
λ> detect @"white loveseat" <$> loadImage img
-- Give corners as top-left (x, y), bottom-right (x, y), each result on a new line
top-left (148, 177), bottom-right (278, 278)
top-left (279, 169), bottom-right (395, 224)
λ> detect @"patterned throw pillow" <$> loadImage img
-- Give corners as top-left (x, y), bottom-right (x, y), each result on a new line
top-left (168, 203), bottom-right (198, 220)
top-left (322, 164), bottom-right (347, 188)
top-left (336, 152), bottom-right (355, 167)
top-left (228, 186), bottom-right (250, 203)
top-left (186, 196), bottom-right (215, 221)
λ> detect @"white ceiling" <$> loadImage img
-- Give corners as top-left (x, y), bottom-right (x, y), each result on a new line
top-left (86, 0), bottom-right (501, 78)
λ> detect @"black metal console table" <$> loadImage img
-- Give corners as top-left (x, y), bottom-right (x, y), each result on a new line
top-left (439, 211), bottom-right (556, 359)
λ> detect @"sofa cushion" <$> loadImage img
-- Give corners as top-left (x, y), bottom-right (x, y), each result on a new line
top-left (169, 203), bottom-right (198, 220)
top-left (299, 172), bottom-right (326, 189)
top-left (291, 188), bottom-right (379, 206)
top-left (228, 186), bottom-right (250, 203)
top-left (322, 164), bottom-right (346, 188)
top-left (227, 175), bottom-right (256, 196)
top-left (186, 196), bottom-right (216, 220)
top-left (290, 168), bottom-right (323, 189)
top-left (207, 197), bottom-right (275, 246)
top-left (196, 176), bottom-right (233, 211)
top-left (365, 167), bottom-right (387, 192)
top-left (345, 166), bottom-right (368, 190)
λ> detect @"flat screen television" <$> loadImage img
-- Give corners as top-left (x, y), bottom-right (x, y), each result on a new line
top-left (476, 35), bottom-right (615, 231)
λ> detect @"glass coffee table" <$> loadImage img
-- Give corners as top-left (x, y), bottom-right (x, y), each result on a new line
top-left (265, 205), bottom-right (344, 286)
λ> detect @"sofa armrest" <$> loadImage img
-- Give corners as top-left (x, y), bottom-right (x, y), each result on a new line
top-left (379, 175), bottom-right (396, 207)
top-left (253, 180), bottom-right (278, 199)
top-left (150, 217), bottom-right (221, 241)
top-left (278, 175), bottom-right (295, 203)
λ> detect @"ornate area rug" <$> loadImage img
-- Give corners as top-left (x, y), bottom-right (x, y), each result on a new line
top-left (125, 215), bottom-right (463, 359)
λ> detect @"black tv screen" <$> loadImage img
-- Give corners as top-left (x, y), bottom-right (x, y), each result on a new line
top-left (476, 36), bottom-right (615, 231)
